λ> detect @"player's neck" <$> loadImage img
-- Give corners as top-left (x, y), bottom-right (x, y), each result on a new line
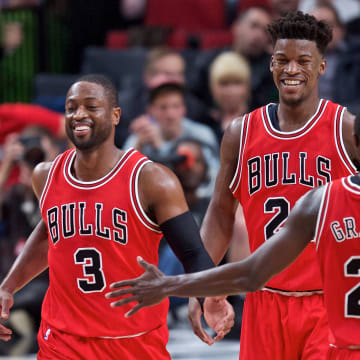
top-left (72, 144), bottom-right (123, 182)
top-left (277, 97), bottom-right (321, 132)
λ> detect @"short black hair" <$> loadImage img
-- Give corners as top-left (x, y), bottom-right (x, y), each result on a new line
top-left (74, 74), bottom-right (118, 108)
top-left (148, 82), bottom-right (185, 104)
top-left (267, 10), bottom-right (332, 55)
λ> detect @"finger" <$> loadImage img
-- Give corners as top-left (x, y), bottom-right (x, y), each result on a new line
top-left (0, 335), bottom-right (11, 342)
top-left (214, 319), bottom-right (235, 336)
top-left (110, 280), bottom-right (135, 289)
top-left (125, 303), bottom-right (144, 317)
top-left (110, 296), bottom-right (138, 308)
top-left (0, 324), bottom-right (12, 335)
top-left (188, 311), bottom-right (214, 346)
top-left (105, 288), bottom-right (134, 299)
top-left (137, 256), bottom-right (151, 270)
top-left (1, 300), bottom-right (10, 319)
top-left (213, 331), bottom-right (225, 342)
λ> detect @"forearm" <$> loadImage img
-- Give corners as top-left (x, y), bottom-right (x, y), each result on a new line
top-left (165, 260), bottom-right (254, 298)
top-left (161, 212), bottom-right (215, 273)
top-left (200, 201), bottom-right (235, 265)
top-left (1, 220), bottom-right (49, 294)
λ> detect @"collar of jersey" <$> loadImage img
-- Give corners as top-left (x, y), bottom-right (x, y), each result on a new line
top-left (63, 148), bottom-right (136, 189)
top-left (262, 99), bottom-right (326, 139)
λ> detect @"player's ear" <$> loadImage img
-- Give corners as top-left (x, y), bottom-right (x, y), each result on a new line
top-left (270, 55), bottom-right (274, 72)
top-left (112, 107), bottom-right (121, 126)
top-left (319, 58), bottom-right (326, 77)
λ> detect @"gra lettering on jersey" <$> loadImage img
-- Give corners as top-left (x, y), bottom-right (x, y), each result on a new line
top-left (248, 152), bottom-right (332, 195)
top-left (47, 202), bottom-right (128, 245)
top-left (330, 217), bottom-right (360, 242)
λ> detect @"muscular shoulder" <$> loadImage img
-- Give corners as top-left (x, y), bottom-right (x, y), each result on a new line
top-left (139, 161), bottom-right (181, 195)
top-left (32, 161), bottom-right (53, 200)
top-left (219, 116), bottom-right (243, 170)
top-left (137, 161), bottom-right (188, 224)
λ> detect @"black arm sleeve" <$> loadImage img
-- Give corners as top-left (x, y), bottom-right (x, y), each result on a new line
top-left (160, 211), bottom-right (215, 274)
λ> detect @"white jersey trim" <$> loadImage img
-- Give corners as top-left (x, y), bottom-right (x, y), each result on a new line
top-left (262, 100), bottom-right (326, 140)
top-left (229, 115), bottom-right (249, 194)
top-left (263, 287), bottom-right (323, 296)
top-left (314, 183), bottom-right (331, 251)
top-left (130, 159), bottom-right (161, 233)
top-left (342, 176), bottom-right (360, 195)
top-left (39, 154), bottom-right (63, 212)
top-left (99, 330), bottom-right (150, 339)
top-left (64, 148), bottom-right (136, 190)
top-left (335, 108), bottom-right (358, 174)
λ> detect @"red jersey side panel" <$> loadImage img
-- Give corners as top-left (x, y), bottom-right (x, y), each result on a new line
top-left (231, 100), bottom-right (356, 291)
top-left (315, 177), bottom-right (360, 348)
top-left (40, 148), bottom-right (168, 337)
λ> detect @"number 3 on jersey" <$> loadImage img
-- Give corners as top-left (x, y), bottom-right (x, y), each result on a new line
top-left (74, 248), bottom-right (106, 293)
top-left (264, 197), bottom-right (290, 240)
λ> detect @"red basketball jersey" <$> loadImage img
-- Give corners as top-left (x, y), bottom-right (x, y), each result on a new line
top-left (40, 148), bottom-right (168, 337)
top-left (230, 100), bottom-right (357, 291)
top-left (315, 176), bottom-right (360, 347)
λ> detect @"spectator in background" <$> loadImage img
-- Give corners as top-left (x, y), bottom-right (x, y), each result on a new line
top-left (209, 51), bottom-right (251, 142)
top-left (0, 103), bottom-right (64, 190)
top-left (0, 21), bottom-right (23, 60)
top-left (269, 0), bottom-right (299, 19)
top-left (191, 7), bottom-right (277, 112)
top-left (310, 3), bottom-right (346, 101)
top-left (300, 0), bottom-right (360, 24)
top-left (123, 83), bottom-right (219, 198)
top-left (115, 47), bottom-right (208, 147)
top-left (0, 103), bottom-right (65, 145)
top-left (311, 2), bottom-right (360, 114)
top-left (0, 126), bottom-right (61, 356)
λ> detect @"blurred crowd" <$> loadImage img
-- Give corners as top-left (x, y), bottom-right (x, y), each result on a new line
top-left (1, 0), bottom-right (360, 355)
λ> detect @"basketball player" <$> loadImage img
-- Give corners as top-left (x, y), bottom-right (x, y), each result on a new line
top-left (0, 74), bottom-right (234, 359)
top-left (109, 11), bottom-right (360, 359)
top-left (193, 11), bottom-right (359, 359)
top-left (106, 162), bottom-right (360, 360)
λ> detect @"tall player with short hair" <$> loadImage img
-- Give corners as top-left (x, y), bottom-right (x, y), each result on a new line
top-left (182, 11), bottom-right (359, 359)
top-left (107, 120), bottom-right (360, 357)
top-left (0, 74), bottom-right (234, 359)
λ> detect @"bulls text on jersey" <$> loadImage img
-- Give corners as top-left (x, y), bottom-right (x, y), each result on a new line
top-left (248, 152), bottom-right (332, 195)
top-left (46, 202), bottom-right (128, 245)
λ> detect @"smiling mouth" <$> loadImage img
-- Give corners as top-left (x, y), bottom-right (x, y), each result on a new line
top-left (281, 79), bottom-right (303, 86)
top-left (73, 124), bottom-right (92, 136)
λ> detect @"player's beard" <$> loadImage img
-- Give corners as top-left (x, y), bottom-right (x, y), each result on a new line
top-left (66, 123), bottom-right (112, 151)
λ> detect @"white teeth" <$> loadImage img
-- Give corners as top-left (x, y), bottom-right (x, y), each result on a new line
top-left (284, 80), bottom-right (301, 86)
top-left (75, 125), bottom-right (90, 131)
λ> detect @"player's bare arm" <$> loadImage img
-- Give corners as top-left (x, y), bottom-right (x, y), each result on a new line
top-left (108, 161), bottom-right (235, 343)
top-left (200, 117), bottom-right (243, 263)
top-left (187, 116), bottom-right (242, 344)
top-left (105, 186), bottom-right (324, 305)
top-left (0, 161), bottom-right (51, 340)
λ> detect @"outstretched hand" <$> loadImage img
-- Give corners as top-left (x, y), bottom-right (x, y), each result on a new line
top-left (106, 256), bottom-right (168, 317)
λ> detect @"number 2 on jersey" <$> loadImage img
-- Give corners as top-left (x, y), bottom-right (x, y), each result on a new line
top-left (264, 197), bottom-right (290, 240)
top-left (74, 248), bottom-right (106, 293)
top-left (345, 256), bottom-right (360, 318)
